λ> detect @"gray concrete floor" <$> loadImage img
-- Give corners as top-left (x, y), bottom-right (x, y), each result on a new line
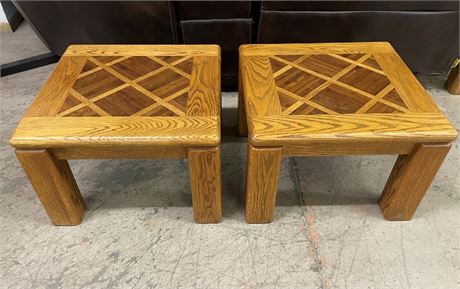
top-left (0, 23), bottom-right (459, 289)
top-left (0, 21), bottom-right (49, 64)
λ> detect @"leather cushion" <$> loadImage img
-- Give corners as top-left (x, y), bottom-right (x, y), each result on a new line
top-left (181, 19), bottom-right (252, 51)
top-left (262, 1), bottom-right (459, 12)
top-left (16, 1), bottom-right (178, 55)
top-left (258, 10), bottom-right (459, 73)
top-left (177, 1), bottom-right (251, 19)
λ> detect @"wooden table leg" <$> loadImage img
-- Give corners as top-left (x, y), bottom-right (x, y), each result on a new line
top-left (245, 144), bottom-right (282, 223)
top-left (16, 149), bottom-right (85, 225)
top-left (188, 146), bottom-right (222, 223)
top-left (238, 61), bottom-right (248, 137)
top-left (379, 143), bottom-right (451, 221)
top-left (446, 62), bottom-right (459, 95)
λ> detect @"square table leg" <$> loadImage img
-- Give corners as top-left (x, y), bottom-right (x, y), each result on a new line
top-left (15, 149), bottom-right (85, 225)
top-left (446, 63), bottom-right (459, 94)
top-left (245, 144), bottom-right (282, 223)
top-left (237, 60), bottom-right (248, 137)
top-left (188, 146), bottom-right (222, 223)
top-left (237, 90), bottom-right (248, 137)
top-left (379, 143), bottom-right (451, 221)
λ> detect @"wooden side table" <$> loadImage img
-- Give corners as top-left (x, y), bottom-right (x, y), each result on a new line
top-left (446, 60), bottom-right (459, 95)
top-left (10, 45), bottom-right (222, 225)
top-left (239, 42), bottom-right (457, 223)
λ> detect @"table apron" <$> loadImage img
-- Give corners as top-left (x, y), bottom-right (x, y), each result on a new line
top-left (50, 146), bottom-right (188, 160)
top-left (277, 142), bottom-right (451, 156)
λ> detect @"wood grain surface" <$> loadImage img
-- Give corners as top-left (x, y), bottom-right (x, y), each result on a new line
top-left (51, 146), bottom-right (187, 160)
top-left (238, 67), bottom-right (248, 136)
top-left (282, 142), bottom-right (415, 156)
top-left (24, 56), bottom-right (87, 117)
top-left (64, 45), bottom-right (220, 57)
top-left (245, 145), bottom-right (282, 223)
top-left (239, 42), bottom-right (457, 222)
top-left (240, 56), bottom-right (282, 117)
top-left (240, 42), bottom-right (393, 56)
top-left (379, 143), bottom-right (451, 220)
top-left (188, 147), bottom-right (222, 223)
top-left (12, 45), bottom-right (222, 152)
top-left (187, 56), bottom-right (221, 116)
top-left (11, 45), bottom-right (222, 225)
top-left (16, 149), bottom-right (85, 225)
top-left (446, 64), bottom-right (460, 95)
top-left (10, 117), bottom-right (220, 148)
top-left (373, 52), bottom-right (440, 112)
top-left (250, 114), bottom-right (457, 147)
top-left (55, 55), bottom-right (194, 117)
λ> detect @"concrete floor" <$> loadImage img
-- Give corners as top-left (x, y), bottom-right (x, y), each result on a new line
top-left (0, 23), bottom-right (459, 289)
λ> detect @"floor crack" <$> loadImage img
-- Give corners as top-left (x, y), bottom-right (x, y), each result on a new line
top-left (290, 157), bottom-right (328, 289)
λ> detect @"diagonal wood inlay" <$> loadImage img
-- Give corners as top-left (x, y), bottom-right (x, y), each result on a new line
top-left (270, 53), bottom-right (408, 116)
top-left (56, 55), bottom-right (196, 117)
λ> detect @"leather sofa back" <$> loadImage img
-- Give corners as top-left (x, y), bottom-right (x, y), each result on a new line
top-left (15, 1), bottom-right (178, 55)
top-left (13, 1), bottom-right (460, 88)
top-left (176, 1), bottom-right (253, 88)
top-left (258, 1), bottom-right (459, 73)
top-left (177, 1), bottom-right (251, 19)
top-left (262, 1), bottom-right (459, 11)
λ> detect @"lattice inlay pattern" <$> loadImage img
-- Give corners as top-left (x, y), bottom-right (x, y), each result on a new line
top-left (269, 54), bottom-right (409, 115)
top-left (57, 55), bottom-right (194, 117)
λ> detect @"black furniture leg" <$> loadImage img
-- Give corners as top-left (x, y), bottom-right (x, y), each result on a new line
top-left (1, 53), bottom-right (60, 77)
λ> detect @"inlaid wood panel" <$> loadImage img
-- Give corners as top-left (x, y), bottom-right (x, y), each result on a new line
top-left (239, 42), bottom-right (456, 147)
top-left (269, 53), bottom-right (409, 115)
top-left (56, 56), bottom-right (194, 117)
top-left (10, 45), bottom-right (222, 226)
top-left (10, 45), bottom-right (221, 149)
top-left (239, 43), bottom-right (456, 223)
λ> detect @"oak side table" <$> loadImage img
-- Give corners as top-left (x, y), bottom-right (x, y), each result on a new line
top-left (10, 45), bottom-right (222, 225)
top-left (238, 42), bottom-right (457, 223)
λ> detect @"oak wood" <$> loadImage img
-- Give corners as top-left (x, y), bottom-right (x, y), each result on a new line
top-left (373, 53), bottom-right (440, 112)
top-left (379, 143), bottom-right (451, 220)
top-left (16, 149), bottom-right (85, 225)
top-left (270, 55), bottom-right (409, 114)
top-left (283, 142), bottom-right (415, 156)
top-left (188, 147), bottom-right (222, 223)
top-left (64, 45), bottom-right (220, 57)
top-left (24, 56), bottom-right (87, 117)
top-left (88, 56), bottom-right (186, 116)
top-left (187, 56), bottom-right (221, 116)
top-left (250, 114), bottom-right (457, 147)
top-left (10, 116), bottom-right (220, 148)
top-left (446, 64), bottom-right (460, 95)
top-left (238, 58), bottom-right (248, 136)
top-left (239, 42), bottom-right (393, 56)
top-left (238, 86), bottom-right (248, 137)
top-left (245, 145), bottom-right (282, 223)
top-left (10, 45), bottom-right (222, 225)
top-left (52, 146), bottom-right (186, 160)
top-left (239, 42), bottom-right (457, 222)
top-left (238, 98), bottom-right (248, 137)
top-left (23, 46), bottom-right (221, 120)
top-left (240, 55), bottom-right (282, 117)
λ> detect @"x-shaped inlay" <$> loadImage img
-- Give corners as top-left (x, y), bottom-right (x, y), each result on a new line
top-left (57, 55), bottom-right (193, 117)
top-left (270, 53), bottom-right (409, 115)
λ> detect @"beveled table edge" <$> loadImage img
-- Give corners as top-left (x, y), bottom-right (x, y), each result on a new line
top-left (9, 116), bottom-right (221, 149)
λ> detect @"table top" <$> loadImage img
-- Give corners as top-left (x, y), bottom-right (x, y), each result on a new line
top-left (240, 42), bottom-right (457, 147)
top-left (10, 45), bottom-right (221, 149)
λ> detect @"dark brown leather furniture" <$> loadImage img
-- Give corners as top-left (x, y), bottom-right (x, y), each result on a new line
top-left (258, 1), bottom-right (459, 74)
top-left (176, 1), bottom-right (253, 87)
top-left (14, 1), bottom-right (460, 89)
